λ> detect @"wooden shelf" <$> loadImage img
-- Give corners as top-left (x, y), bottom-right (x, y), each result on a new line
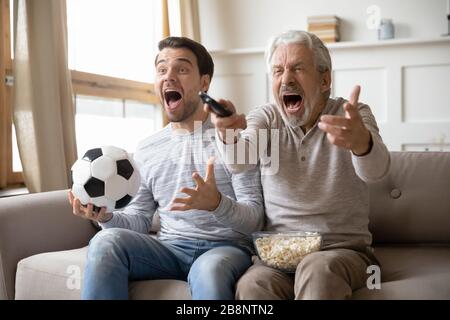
top-left (327, 36), bottom-right (450, 50)
top-left (210, 36), bottom-right (450, 55)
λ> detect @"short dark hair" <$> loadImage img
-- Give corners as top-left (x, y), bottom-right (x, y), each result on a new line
top-left (156, 36), bottom-right (214, 79)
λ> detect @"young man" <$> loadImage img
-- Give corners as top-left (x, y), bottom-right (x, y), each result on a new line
top-left (206, 30), bottom-right (390, 299)
top-left (68, 37), bottom-right (264, 300)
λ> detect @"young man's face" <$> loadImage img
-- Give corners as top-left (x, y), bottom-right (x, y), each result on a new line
top-left (271, 43), bottom-right (330, 129)
top-left (155, 47), bottom-right (210, 123)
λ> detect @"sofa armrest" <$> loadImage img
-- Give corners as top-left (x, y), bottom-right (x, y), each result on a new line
top-left (0, 189), bottom-right (98, 300)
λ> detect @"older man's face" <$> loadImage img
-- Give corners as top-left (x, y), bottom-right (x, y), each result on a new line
top-left (271, 43), bottom-right (330, 129)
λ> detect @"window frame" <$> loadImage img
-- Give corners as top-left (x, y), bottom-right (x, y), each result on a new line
top-left (71, 70), bottom-right (160, 105)
top-left (1, 0), bottom-right (22, 188)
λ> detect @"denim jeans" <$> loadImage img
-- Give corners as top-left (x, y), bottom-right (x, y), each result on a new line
top-left (82, 228), bottom-right (252, 300)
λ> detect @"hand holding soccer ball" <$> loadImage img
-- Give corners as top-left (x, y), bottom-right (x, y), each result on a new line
top-left (69, 146), bottom-right (141, 222)
top-left (68, 191), bottom-right (113, 222)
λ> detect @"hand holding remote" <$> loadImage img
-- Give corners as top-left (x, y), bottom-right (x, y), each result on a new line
top-left (199, 91), bottom-right (233, 117)
top-left (201, 93), bottom-right (247, 144)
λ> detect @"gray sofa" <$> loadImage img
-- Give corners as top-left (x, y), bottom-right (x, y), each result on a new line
top-left (1, 151), bottom-right (449, 300)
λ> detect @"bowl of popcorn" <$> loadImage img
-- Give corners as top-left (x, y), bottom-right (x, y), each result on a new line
top-left (252, 231), bottom-right (322, 273)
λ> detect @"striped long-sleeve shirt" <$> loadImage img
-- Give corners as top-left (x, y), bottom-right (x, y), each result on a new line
top-left (99, 116), bottom-right (264, 250)
top-left (217, 97), bottom-right (390, 249)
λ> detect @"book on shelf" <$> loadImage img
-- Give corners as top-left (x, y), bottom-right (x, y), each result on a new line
top-left (308, 23), bottom-right (339, 30)
top-left (307, 15), bottom-right (340, 25)
top-left (307, 15), bottom-right (340, 43)
top-left (308, 29), bottom-right (339, 37)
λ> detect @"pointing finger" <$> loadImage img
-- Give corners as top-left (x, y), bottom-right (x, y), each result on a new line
top-left (344, 102), bottom-right (360, 120)
top-left (344, 85), bottom-right (361, 119)
top-left (192, 172), bottom-right (205, 187)
top-left (349, 85), bottom-right (360, 107)
top-left (205, 157), bottom-right (216, 183)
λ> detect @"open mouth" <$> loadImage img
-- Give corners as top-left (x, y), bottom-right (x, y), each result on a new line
top-left (282, 94), bottom-right (303, 114)
top-left (164, 90), bottom-right (183, 111)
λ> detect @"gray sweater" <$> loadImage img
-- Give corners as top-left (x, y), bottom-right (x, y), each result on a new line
top-left (99, 117), bottom-right (264, 250)
top-left (217, 97), bottom-right (390, 248)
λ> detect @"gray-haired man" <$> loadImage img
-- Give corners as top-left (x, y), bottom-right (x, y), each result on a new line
top-left (205, 30), bottom-right (390, 299)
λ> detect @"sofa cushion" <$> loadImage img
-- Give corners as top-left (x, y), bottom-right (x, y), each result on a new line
top-left (15, 246), bottom-right (191, 300)
top-left (352, 246), bottom-right (450, 299)
top-left (15, 247), bottom-right (88, 300)
top-left (17, 245), bottom-right (450, 300)
top-left (368, 152), bottom-right (450, 244)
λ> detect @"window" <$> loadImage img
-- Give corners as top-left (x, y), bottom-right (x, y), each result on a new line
top-left (74, 95), bottom-right (162, 156)
top-left (67, 0), bottom-right (163, 82)
top-left (67, 0), bottom-right (164, 156)
top-left (0, 0), bottom-right (165, 189)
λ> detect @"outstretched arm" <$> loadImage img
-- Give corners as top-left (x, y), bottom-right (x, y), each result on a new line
top-left (69, 175), bottom-right (157, 234)
top-left (318, 85), bottom-right (390, 181)
top-left (171, 157), bottom-right (264, 235)
top-left (206, 100), bottom-right (271, 174)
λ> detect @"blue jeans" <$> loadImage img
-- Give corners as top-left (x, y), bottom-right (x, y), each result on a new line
top-left (82, 228), bottom-right (252, 300)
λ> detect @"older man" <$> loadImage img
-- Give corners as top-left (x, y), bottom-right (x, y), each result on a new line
top-left (206, 30), bottom-right (390, 299)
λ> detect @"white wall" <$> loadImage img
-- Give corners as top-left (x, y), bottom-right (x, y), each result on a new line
top-left (198, 0), bottom-right (450, 152)
top-left (207, 38), bottom-right (450, 151)
top-left (198, 0), bottom-right (448, 50)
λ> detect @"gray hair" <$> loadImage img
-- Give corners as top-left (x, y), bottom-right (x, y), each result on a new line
top-left (265, 30), bottom-right (332, 75)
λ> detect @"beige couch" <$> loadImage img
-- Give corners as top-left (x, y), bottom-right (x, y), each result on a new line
top-left (1, 151), bottom-right (449, 300)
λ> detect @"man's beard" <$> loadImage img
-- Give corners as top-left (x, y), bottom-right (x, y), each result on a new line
top-left (166, 100), bottom-right (198, 123)
top-left (284, 105), bottom-right (311, 128)
top-left (280, 87), bottom-right (321, 129)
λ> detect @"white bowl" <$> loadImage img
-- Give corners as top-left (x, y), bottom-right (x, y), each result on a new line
top-left (252, 231), bottom-right (322, 272)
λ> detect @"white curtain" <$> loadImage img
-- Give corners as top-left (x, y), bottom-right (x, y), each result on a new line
top-left (167, 0), bottom-right (201, 41)
top-left (13, 0), bottom-right (77, 193)
top-left (179, 0), bottom-right (201, 41)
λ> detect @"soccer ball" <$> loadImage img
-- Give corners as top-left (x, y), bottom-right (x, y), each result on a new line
top-left (71, 146), bottom-right (141, 212)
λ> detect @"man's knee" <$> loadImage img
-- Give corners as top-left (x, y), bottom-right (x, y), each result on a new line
top-left (236, 264), bottom-right (293, 300)
top-left (189, 246), bottom-right (250, 283)
top-left (298, 250), bottom-right (341, 273)
top-left (295, 249), bottom-right (367, 299)
top-left (297, 249), bottom-right (366, 279)
top-left (236, 266), bottom-right (263, 299)
top-left (296, 250), bottom-right (348, 284)
top-left (88, 228), bottom-right (134, 260)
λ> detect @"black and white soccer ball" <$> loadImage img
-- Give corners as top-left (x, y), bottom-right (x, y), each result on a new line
top-left (71, 146), bottom-right (141, 212)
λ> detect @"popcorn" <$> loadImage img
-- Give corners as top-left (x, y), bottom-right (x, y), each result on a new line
top-left (253, 232), bottom-right (322, 272)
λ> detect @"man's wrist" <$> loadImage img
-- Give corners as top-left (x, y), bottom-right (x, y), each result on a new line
top-left (97, 211), bottom-right (114, 223)
top-left (209, 192), bottom-right (222, 211)
top-left (353, 131), bottom-right (373, 157)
